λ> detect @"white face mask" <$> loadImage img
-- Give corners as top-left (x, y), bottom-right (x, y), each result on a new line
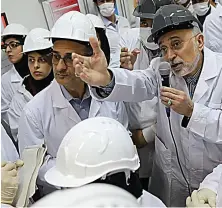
top-left (99, 3), bottom-right (115, 17)
top-left (193, 2), bottom-right (210, 16)
top-left (140, 27), bottom-right (159, 50)
top-left (176, 0), bottom-right (190, 5)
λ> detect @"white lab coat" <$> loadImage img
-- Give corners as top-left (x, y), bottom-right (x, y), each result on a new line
top-left (1, 66), bottom-right (22, 125)
top-left (119, 27), bottom-right (158, 179)
top-left (1, 52), bottom-right (13, 75)
top-left (119, 28), bottom-right (150, 70)
top-left (140, 190), bottom-right (166, 207)
top-left (199, 164), bottom-right (222, 207)
top-left (203, 3), bottom-right (222, 53)
top-left (90, 47), bottom-right (222, 207)
top-left (1, 124), bottom-right (19, 162)
top-left (8, 77), bottom-right (33, 142)
top-left (18, 79), bottom-right (129, 187)
top-left (100, 14), bottom-right (130, 68)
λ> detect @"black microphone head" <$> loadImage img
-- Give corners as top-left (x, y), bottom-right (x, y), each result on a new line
top-left (159, 61), bottom-right (171, 87)
top-left (159, 61), bottom-right (171, 76)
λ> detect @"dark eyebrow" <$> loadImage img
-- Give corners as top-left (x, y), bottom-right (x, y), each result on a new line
top-left (52, 50), bottom-right (59, 53)
top-left (168, 36), bottom-right (181, 41)
top-left (159, 36), bottom-right (181, 46)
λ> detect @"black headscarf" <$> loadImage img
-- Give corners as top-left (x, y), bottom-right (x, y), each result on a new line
top-left (23, 70), bottom-right (54, 96)
top-left (14, 54), bottom-right (30, 78)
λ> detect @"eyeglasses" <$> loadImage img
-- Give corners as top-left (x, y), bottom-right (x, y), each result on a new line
top-left (1, 41), bottom-right (22, 52)
top-left (160, 35), bottom-right (198, 57)
top-left (51, 52), bottom-right (73, 67)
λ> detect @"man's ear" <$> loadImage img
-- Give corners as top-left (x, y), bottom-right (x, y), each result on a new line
top-left (196, 33), bottom-right (204, 51)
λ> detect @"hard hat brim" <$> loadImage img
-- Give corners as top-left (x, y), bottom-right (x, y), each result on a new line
top-left (133, 6), bottom-right (155, 19)
top-left (45, 166), bottom-right (101, 188)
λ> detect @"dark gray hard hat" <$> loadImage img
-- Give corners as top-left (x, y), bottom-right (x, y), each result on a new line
top-left (148, 4), bottom-right (203, 43)
top-left (133, 0), bottom-right (173, 19)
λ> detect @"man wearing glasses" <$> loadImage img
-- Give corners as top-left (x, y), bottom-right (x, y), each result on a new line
top-left (1, 23), bottom-right (29, 128)
top-left (17, 11), bottom-right (129, 195)
top-left (72, 4), bottom-right (222, 207)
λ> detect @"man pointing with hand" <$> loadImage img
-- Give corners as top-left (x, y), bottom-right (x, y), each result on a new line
top-left (72, 4), bottom-right (222, 207)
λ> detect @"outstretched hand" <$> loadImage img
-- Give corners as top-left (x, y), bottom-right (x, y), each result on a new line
top-left (72, 37), bottom-right (111, 87)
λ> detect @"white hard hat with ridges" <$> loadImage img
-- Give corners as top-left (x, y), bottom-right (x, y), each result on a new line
top-left (45, 117), bottom-right (140, 188)
top-left (2, 23), bottom-right (29, 38)
top-left (23, 28), bottom-right (52, 53)
top-left (49, 11), bottom-right (97, 42)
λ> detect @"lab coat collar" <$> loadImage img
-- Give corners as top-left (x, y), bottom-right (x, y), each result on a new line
top-left (218, 3), bottom-right (222, 17)
top-left (18, 75), bottom-right (30, 94)
top-left (51, 80), bottom-right (82, 123)
top-left (51, 80), bottom-right (69, 109)
top-left (192, 47), bottom-right (220, 102)
top-left (10, 66), bottom-right (22, 83)
top-left (200, 47), bottom-right (219, 80)
top-left (171, 47), bottom-right (220, 102)
top-left (51, 80), bottom-right (102, 118)
top-left (100, 14), bottom-right (118, 27)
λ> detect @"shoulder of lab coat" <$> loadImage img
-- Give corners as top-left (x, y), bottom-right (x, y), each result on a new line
top-left (187, 47), bottom-right (222, 143)
top-left (119, 28), bottom-right (140, 51)
top-left (18, 81), bottom-right (54, 153)
top-left (8, 82), bottom-right (33, 142)
top-left (1, 124), bottom-right (19, 162)
top-left (1, 67), bottom-right (22, 124)
top-left (140, 190), bottom-right (166, 207)
top-left (116, 15), bottom-right (131, 29)
top-left (203, 3), bottom-right (222, 53)
top-left (90, 57), bottom-right (160, 102)
top-left (199, 164), bottom-right (222, 194)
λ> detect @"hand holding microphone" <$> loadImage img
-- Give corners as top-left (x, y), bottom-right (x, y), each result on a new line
top-left (159, 62), bottom-right (194, 117)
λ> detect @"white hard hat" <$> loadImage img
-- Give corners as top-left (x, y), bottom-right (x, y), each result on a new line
top-left (86, 14), bottom-right (106, 29)
top-left (45, 117), bottom-right (140, 188)
top-left (48, 11), bottom-right (96, 42)
top-left (2, 23), bottom-right (29, 38)
top-left (32, 183), bottom-right (140, 207)
top-left (23, 28), bottom-right (52, 53)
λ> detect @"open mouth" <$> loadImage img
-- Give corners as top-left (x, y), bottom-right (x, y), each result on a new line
top-left (171, 63), bottom-right (183, 71)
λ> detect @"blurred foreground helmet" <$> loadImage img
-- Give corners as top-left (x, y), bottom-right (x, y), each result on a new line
top-left (45, 117), bottom-right (140, 188)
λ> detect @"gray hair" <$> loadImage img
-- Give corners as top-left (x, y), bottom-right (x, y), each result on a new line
top-left (192, 22), bottom-right (202, 36)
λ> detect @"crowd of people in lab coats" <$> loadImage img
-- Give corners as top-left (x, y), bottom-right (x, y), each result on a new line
top-left (1, 0), bottom-right (222, 207)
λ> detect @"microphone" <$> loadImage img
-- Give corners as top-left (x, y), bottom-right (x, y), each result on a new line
top-left (159, 62), bottom-right (171, 117)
